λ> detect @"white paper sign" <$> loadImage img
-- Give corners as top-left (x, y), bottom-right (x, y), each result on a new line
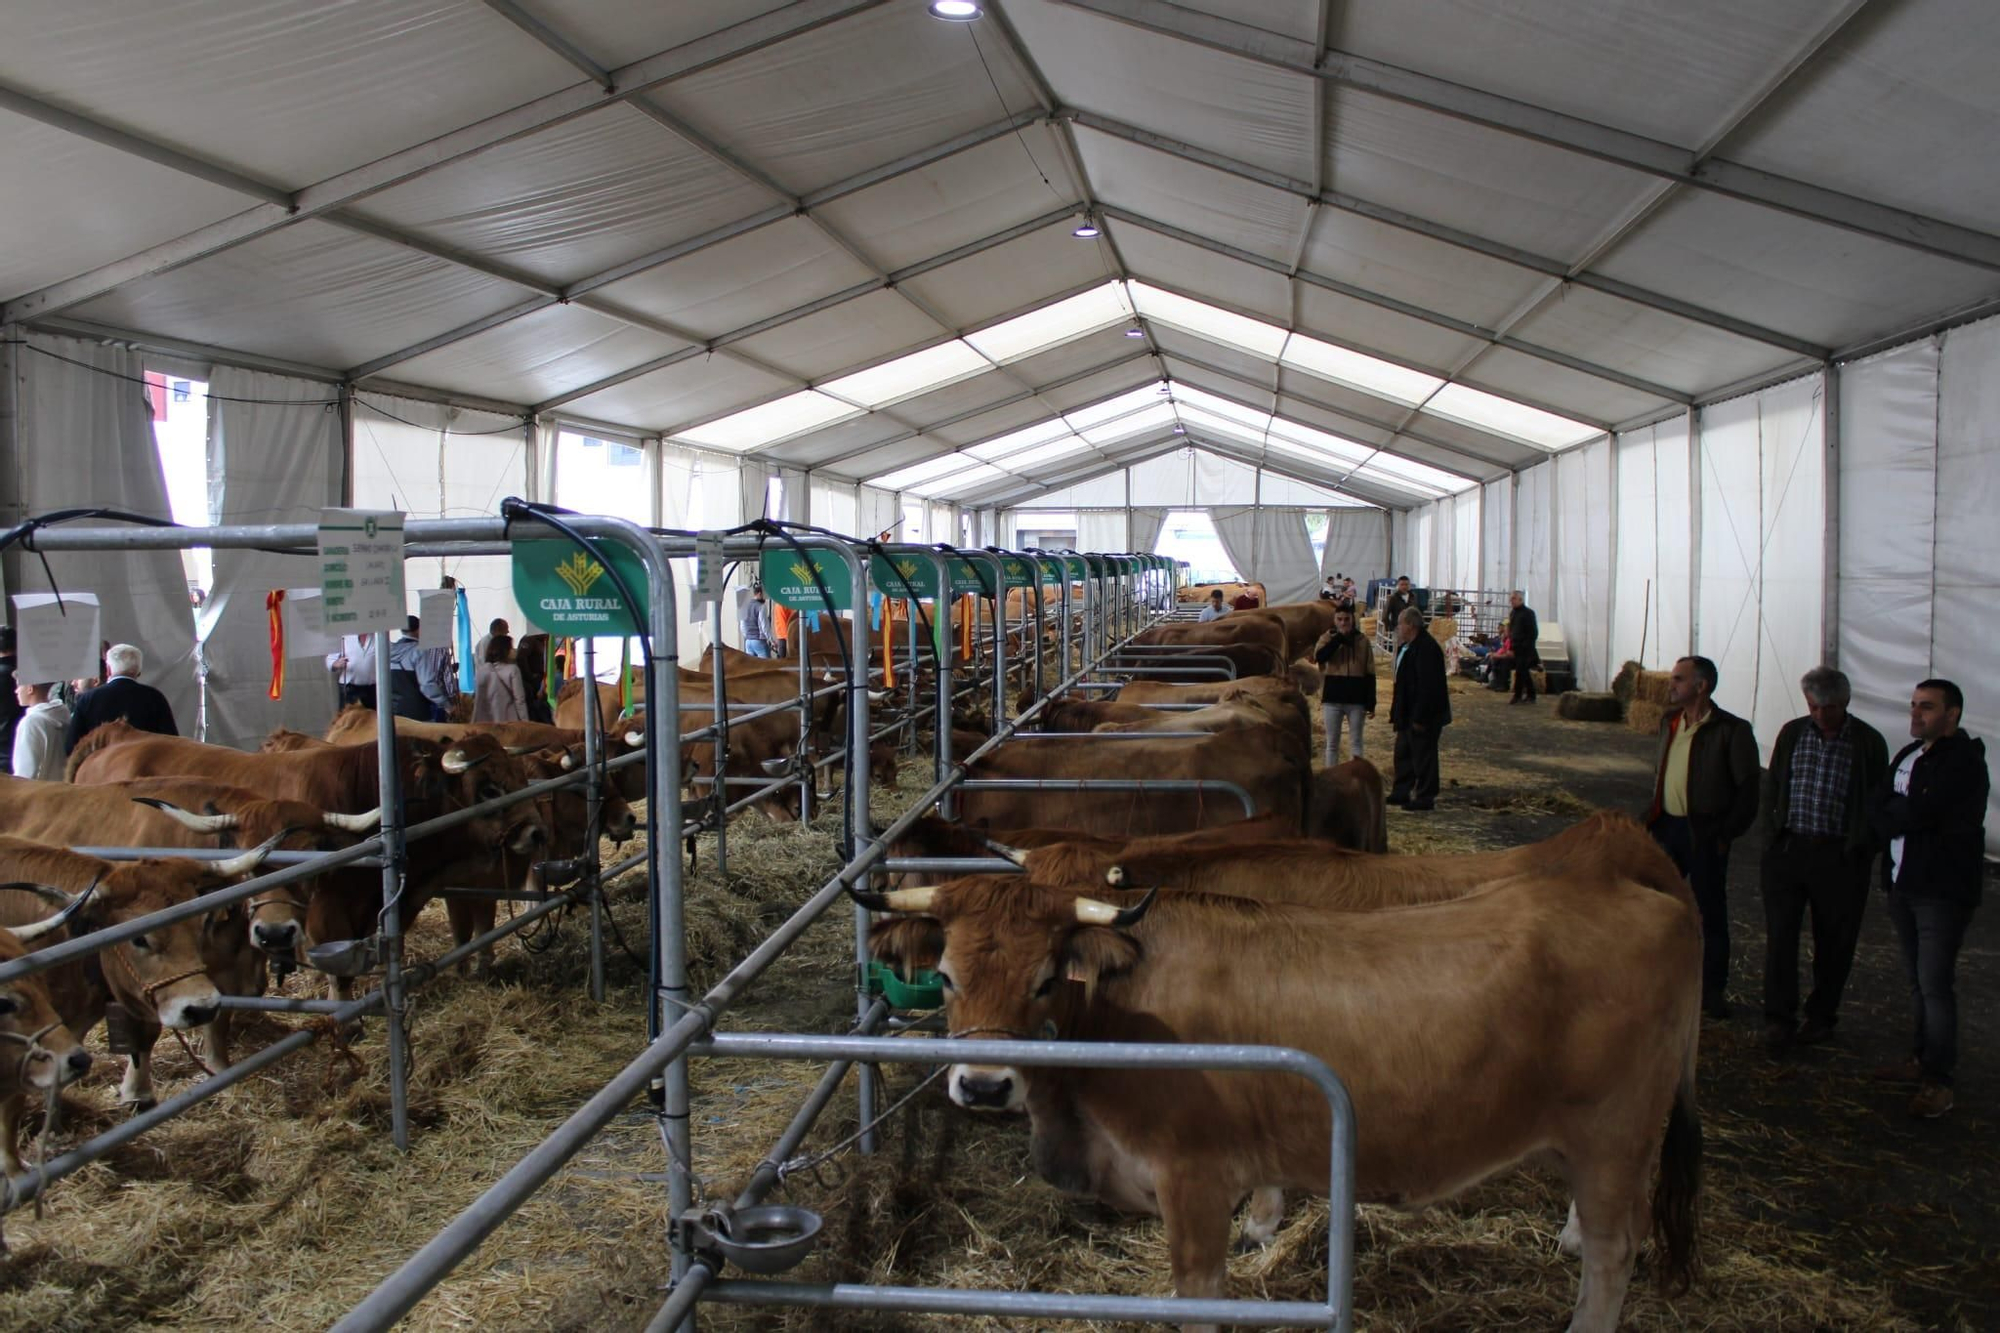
top-left (11, 592), bottom-right (102, 686)
top-left (281, 588), bottom-right (342, 657)
top-left (417, 589), bottom-right (457, 650)
top-left (694, 535), bottom-right (725, 607)
top-left (319, 509), bottom-right (405, 633)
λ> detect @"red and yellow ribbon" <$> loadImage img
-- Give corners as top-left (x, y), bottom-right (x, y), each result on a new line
top-left (266, 589), bottom-right (286, 700)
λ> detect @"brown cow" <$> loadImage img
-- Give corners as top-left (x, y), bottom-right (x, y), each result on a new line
top-left (1176, 580), bottom-right (1266, 607)
top-left (864, 873), bottom-right (1702, 1331)
top-left (1309, 758), bottom-right (1388, 853)
top-left (319, 706), bottom-right (645, 801)
top-left (1233, 600), bottom-right (1341, 661)
top-left (957, 727), bottom-right (1309, 839)
top-left (0, 838), bottom-right (287, 1105)
top-left (0, 774), bottom-right (380, 962)
top-left (1130, 615), bottom-right (1287, 658)
top-left (0, 920), bottom-right (94, 1177)
top-left (1110, 676), bottom-right (1303, 707)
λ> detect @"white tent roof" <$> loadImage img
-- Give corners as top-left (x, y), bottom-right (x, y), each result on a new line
top-left (8, 0), bottom-right (2000, 511)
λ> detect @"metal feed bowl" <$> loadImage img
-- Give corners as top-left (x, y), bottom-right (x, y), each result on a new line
top-left (687, 1204), bottom-right (822, 1275)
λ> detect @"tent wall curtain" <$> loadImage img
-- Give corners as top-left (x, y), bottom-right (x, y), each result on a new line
top-left (1838, 320), bottom-right (2000, 853)
top-left (1075, 510), bottom-right (1126, 553)
top-left (1320, 509), bottom-right (1388, 586)
top-left (1481, 478), bottom-right (1512, 592)
top-left (1213, 506), bottom-right (1320, 606)
top-left (202, 367), bottom-right (343, 748)
top-left (8, 333), bottom-right (200, 732)
top-left (1128, 506), bottom-right (1167, 555)
top-left (858, 486), bottom-right (899, 542)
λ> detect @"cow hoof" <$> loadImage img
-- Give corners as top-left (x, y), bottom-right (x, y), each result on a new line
top-left (128, 1097), bottom-right (157, 1115)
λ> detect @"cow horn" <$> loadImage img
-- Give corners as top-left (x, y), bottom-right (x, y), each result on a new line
top-left (504, 744), bottom-right (544, 757)
top-left (209, 828), bottom-right (295, 878)
top-left (759, 757), bottom-right (792, 776)
top-left (980, 838), bottom-right (1027, 867)
top-left (624, 729), bottom-right (644, 746)
top-left (322, 808), bottom-right (382, 833)
top-left (8, 879), bottom-right (98, 943)
top-left (866, 689), bottom-right (893, 704)
top-left (1074, 887), bottom-right (1157, 928)
top-left (848, 885), bottom-right (939, 913)
top-left (131, 796), bottom-right (241, 833)
top-left (440, 748), bottom-right (488, 774)
top-left (0, 881), bottom-right (79, 910)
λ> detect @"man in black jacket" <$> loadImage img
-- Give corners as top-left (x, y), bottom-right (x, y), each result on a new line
top-left (63, 643), bottom-right (177, 753)
top-left (1646, 655), bottom-right (1760, 1019)
top-left (1759, 667), bottom-right (1889, 1054)
top-left (1506, 590), bottom-right (1540, 705)
top-left (1867, 678), bottom-right (1988, 1119)
top-left (1388, 607), bottom-right (1450, 811)
top-left (1383, 576), bottom-right (1415, 631)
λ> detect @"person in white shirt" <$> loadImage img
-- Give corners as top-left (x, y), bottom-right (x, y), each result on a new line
top-left (326, 634), bottom-right (378, 711)
top-left (1197, 589), bottom-right (1230, 623)
top-left (11, 680), bottom-right (70, 781)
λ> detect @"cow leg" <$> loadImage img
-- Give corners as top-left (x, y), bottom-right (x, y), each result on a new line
top-left (1563, 1159), bottom-right (1650, 1333)
top-left (203, 1012), bottom-right (234, 1071)
top-left (1235, 1186), bottom-right (1286, 1251)
top-left (1558, 1199), bottom-right (1583, 1257)
top-left (120, 1042), bottom-right (159, 1112)
top-left (1159, 1173), bottom-right (1234, 1333)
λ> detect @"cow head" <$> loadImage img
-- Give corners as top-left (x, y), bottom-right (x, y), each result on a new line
top-left (857, 876), bottom-right (1156, 1113)
top-left (132, 795), bottom-right (377, 959)
top-left (0, 908), bottom-right (96, 1093)
top-left (410, 735), bottom-right (552, 861)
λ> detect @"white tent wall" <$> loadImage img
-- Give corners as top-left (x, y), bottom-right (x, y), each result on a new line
top-left (1480, 478), bottom-right (1512, 592)
top-left (1213, 506), bottom-right (1320, 607)
top-left (1608, 414), bottom-right (1694, 671)
top-left (1451, 493), bottom-right (1480, 591)
top-left (1839, 319), bottom-right (2000, 854)
top-left (1128, 506), bottom-right (1167, 556)
top-left (201, 367), bottom-right (342, 749)
top-left (1075, 510), bottom-right (1126, 553)
top-left (1553, 439), bottom-right (1614, 690)
top-left (7, 333), bottom-right (200, 733)
top-left (858, 485), bottom-right (899, 543)
top-left (1320, 509), bottom-right (1388, 587)
top-left (809, 475), bottom-right (860, 538)
top-left (1513, 461), bottom-right (1556, 618)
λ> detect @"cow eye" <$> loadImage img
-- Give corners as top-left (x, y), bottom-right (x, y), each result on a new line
top-left (130, 933), bottom-right (153, 952)
top-left (1033, 975), bottom-right (1056, 999)
top-left (480, 783), bottom-right (505, 801)
top-left (935, 970), bottom-right (955, 992)
top-left (0, 995), bottom-right (17, 1016)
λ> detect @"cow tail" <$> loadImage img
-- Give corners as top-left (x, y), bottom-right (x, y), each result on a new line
top-left (1651, 1006), bottom-right (1703, 1294)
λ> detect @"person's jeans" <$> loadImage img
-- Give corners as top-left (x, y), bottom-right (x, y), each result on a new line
top-left (744, 638), bottom-right (774, 659)
top-left (1760, 832), bottom-right (1871, 1029)
top-left (1651, 814), bottom-right (1732, 1002)
top-left (1390, 724), bottom-right (1440, 805)
top-left (1887, 892), bottom-right (1975, 1085)
top-left (1321, 702), bottom-right (1366, 765)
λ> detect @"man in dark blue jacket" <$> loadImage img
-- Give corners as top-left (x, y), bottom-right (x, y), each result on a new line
top-left (1867, 678), bottom-right (1988, 1119)
top-left (63, 643), bottom-right (177, 753)
top-left (1388, 606), bottom-right (1450, 811)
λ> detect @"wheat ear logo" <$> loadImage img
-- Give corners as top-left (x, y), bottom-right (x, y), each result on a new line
top-left (789, 560), bottom-right (813, 584)
top-left (896, 558), bottom-right (920, 580)
top-left (555, 552), bottom-right (606, 597)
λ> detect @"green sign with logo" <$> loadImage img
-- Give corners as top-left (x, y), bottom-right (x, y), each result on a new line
top-left (869, 554), bottom-right (988, 600)
top-left (513, 538), bottom-right (649, 635)
top-left (998, 555), bottom-right (1037, 589)
top-left (950, 557), bottom-right (992, 597)
top-left (758, 549), bottom-right (859, 611)
top-left (1060, 556), bottom-right (1087, 581)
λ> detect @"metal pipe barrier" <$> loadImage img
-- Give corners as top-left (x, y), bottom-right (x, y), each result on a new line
top-left (654, 1032), bottom-right (1357, 1333)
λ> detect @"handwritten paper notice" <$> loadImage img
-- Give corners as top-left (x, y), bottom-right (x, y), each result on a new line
top-left (319, 509), bottom-right (405, 633)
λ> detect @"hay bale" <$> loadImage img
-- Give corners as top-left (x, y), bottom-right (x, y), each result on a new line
top-left (1557, 690), bottom-right (1623, 722)
top-left (1611, 659), bottom-right (1644, 705)
top-left (1626, 699), bottom-right (1667, 735)
top-left (1635, 669), bottom-right (1672, 705)
top-left (1427, 614), bottom-right (1458, 643)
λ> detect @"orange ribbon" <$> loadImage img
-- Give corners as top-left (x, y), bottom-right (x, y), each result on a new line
top-left (266, 589), bottom-right (286, 700)
top-left (881, 601), bottom-right (896, 688)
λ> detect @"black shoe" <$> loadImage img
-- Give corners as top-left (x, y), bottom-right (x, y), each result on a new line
top-left (1795, 1017), bottom-right (1836, 1046)
top-left (1404, 801), bottom-right (1435, 812)
top-left (1762, 1021), bottom-right (1796, 1056)
top-left (1703, 996), bottom-right (1733, 1021)
top-left (1387, 792), bottom-right (1411, 807)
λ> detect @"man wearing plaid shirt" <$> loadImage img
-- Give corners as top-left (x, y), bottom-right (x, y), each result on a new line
top-left (1759, 666), bottom-right (1888, 1055)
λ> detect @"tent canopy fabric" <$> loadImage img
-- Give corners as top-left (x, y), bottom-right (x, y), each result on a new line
top-left (9, 0), bottom-right (2000, 512)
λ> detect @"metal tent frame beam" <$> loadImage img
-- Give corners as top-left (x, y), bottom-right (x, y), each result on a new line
top-left (1054, 0), bottom-right (2000, 274)
top-left (1064, 108), bottom-right (1830, 362)
top-left (0, 0), bottom-right (893, 324)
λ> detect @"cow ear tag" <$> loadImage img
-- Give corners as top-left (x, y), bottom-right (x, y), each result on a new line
top-left (104, 1003), bottom-right (144, 1055)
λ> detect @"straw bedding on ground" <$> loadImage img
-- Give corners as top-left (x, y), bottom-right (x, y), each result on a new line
top-left (0, 683), bottom-right (1987, 1329)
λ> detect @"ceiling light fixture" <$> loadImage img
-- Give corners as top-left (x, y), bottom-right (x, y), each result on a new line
top-left (1071, 214), bottom-right (1101, 239)
top-left (928, 0), bottom-right (983, 19)
top-left (1123, 326), bottom-right (1144, 338)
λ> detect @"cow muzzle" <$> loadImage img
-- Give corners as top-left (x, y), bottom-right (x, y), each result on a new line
top-left (252, 917), bottom-right (301, 953)
top-left (949, 1064), bottom-right (1024, 1113)
top-left (4, 1024), bottom-right (92, 1091)
top-left (155, 976), bottom-right (224, 1030)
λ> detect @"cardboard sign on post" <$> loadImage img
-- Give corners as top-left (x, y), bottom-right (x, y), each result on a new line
top-left (319, 509), bottom-right (405, 633)
top-left (280, 588), bottom-right (341, 657)
top-left (416, 589), bottom-right (457, 649)
top-left (10, 592), bottom-right (102, 685)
